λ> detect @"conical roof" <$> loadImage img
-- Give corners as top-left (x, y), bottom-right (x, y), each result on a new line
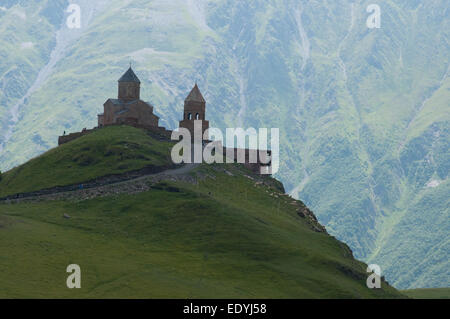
top-left (185, 84), bottom-right (205, 103)
top-left (118, 67), bottom-right (141, 83)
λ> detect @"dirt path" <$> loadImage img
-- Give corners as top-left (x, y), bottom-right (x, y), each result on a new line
top-left (0, 163), bottom-right (200, 203)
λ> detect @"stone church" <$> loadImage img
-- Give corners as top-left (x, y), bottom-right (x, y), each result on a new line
top-left (58, 66), bottom-right (270, 174)
top-left (59, 67), bottom-right (208, 145)
top-left (97, 67), bottom-right (160, 128)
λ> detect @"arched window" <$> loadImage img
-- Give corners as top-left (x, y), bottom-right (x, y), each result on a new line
top-left (187, 113), bottom-right (192, 120)
top-left (195, 113), bottom-right (200, 120)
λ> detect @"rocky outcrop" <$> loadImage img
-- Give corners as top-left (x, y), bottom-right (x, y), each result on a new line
top-left (296, 204), bottom-right (327, 233)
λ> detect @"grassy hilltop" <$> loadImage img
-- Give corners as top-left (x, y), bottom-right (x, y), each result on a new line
top-left (0, 126), bottom-right (174, 197)
top-left (0, 126), bottom-right (404, 298)
top-left (401, 288), bottom-right (450, 300)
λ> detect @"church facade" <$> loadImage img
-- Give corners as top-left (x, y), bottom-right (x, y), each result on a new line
top-left (97, 67), bottom-right (160, 129)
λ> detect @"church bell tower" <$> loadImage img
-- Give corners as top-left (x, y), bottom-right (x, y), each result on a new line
top-left (179, 84), bottom-right (209, 140)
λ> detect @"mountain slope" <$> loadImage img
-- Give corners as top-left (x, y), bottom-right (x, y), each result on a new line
top-left (0, 126), bottom-right (404, 298)
top-left (402, 288), bottom-right (450, 299)
top-left (0, 0), bottom-right (448, 289)
top-left (0, 125), bottom-right (174, 197)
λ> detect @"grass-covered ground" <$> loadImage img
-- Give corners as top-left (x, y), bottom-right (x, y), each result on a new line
top-left (0, 164), bottom-right (403, 298)
top-left (0, 126), bottom-right (405, 298)
top-left (401, 288), bottom-right (450, 299)
top-left (0, 126), bottom-right (174, 197)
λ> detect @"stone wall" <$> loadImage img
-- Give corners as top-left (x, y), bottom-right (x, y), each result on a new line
top-left (223, 147), bottom-right (272, 174)
top-left (58, 128), bottom-right (97, 145)
top-left (102, 100), bottom-right (159, 128)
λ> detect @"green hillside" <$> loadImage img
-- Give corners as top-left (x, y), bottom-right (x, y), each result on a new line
top-left (0, 126), bottom-right (175, 197)
top-left (0, 1), bottom-right (448, 289)
top-left (0, 126), bottom-right (403, 298)
top-left (402, 288), bottom-right (450, 299)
